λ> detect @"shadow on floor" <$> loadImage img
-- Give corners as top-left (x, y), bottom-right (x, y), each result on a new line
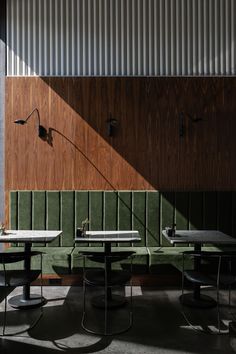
top-left (0, 286), bottom-right (236, 354)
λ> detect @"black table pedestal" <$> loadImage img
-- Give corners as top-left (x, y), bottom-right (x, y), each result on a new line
top-left (8, 242), bottom-right (45, 310)
top-left (91, 242), bottom-right (127, 309)
top-left (8, 294), bottom-right (46, 309)
top-left (180, 243), bottom-right (217, 309)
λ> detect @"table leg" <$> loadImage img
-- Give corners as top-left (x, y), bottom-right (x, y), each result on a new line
top-left (180, 243), bottom-right (216, 308)
top-left (8, 242), bottom-right (46, 309)
top-left (91, 242), bottom-right (127, 309)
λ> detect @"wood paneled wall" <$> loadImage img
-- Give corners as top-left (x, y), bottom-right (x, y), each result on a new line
top-left (5, 77), bottom-right (236, 193)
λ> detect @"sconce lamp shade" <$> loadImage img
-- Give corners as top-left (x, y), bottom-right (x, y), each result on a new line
top-left (38, 125), bottom-right (47, 138)
top-left (14, 119), bottom-right (27, 125)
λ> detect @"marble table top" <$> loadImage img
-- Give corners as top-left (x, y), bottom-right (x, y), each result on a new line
top-left (162, 230), bottom-right (236, 245)
top-left (0, 230), bottom-right (62, 243)
top-left (75, 230), bottom-right (141, 243)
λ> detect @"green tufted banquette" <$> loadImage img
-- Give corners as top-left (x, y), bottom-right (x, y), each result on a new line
top-left (8, 190), bottom-right (236, 275)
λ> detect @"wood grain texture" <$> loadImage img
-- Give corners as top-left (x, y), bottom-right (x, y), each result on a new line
top-left (5, 77), bottom-right (236, 193)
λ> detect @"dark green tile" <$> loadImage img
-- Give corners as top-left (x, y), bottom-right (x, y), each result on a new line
top-left (104, 191), bottom-right (118, 231)
top-left (218, 192), bottom-right (232, 236)
top-left (232, 192), bottom-right (236, 239)
top-left (61, 191), bottom-right (75, 247)
top-left (89, 191), bottom-right (103, 230)
top-left (161, 192), bottom-right (175, 246)
top-left (203, 192), bottom-right (217, 230)
top-left (89, 191), bottom-right (103, 246)
top-left (18, 191), bottom-right (32, 230)
top-left (9, 191), bottom-right (18, 230)
top-left (190, 192), bottom-right (203, 230)
top-left (175, 192), bottom-right (189, 230)
top-left (75, 191), bottom-right (89, 246)
top-left (118, 192), bottom-right (132, 246)
top-left (133, 192), bottom-right (146, 246)
top-left (47, 191), bottom-right (60, 247)
top-left (175, 192), bottom-right (189, 246)
top-left (32, 191), bottom-right (46, 247)
top-left (9, 191), bottom-right (18, 246)
top-left (147, 191), bottom-right (160, 247)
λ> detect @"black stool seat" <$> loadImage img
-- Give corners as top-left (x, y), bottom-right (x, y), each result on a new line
top-left (80, 251), bottom-right (135, 264)
top-left (84, 269), bottom-right (131, 286)
top-left (184, 270), bottom-right (236, 287)
top-left (0, 269), bottom-right (41, 287)
top-left (0, 250), bottom-right (43, 336)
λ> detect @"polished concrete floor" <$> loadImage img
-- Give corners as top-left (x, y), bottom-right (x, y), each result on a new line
top-left (1, 286), bottom-right (236, 353)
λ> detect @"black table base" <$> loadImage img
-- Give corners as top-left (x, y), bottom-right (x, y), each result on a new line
top-left (8, 294), bottom-right (46, 309)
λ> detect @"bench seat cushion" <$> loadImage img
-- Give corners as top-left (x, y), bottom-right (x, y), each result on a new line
top-left (5, 247), bottom-right (74, 275)
top-left (148, 246), bottom-right (226, 273)
top-left (71, 246), bottom-right (149, 274)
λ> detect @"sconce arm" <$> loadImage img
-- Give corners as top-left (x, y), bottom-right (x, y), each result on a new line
top-left (24, 108), bottom-right (40, 126)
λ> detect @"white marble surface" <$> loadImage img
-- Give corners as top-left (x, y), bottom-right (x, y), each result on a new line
top-left (75, 230), bottom-right (141, 242)
top-left (0, 230), bottom-right (62, 243)
top-left (162, 230), bottom-right (236, 245)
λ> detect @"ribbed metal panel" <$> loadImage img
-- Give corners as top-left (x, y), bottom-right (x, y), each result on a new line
top-left (6, 0), bottom-right (236, 76)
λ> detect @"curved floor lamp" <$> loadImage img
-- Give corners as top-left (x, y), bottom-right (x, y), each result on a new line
top-left (14, 108), bottom-right (47, 139)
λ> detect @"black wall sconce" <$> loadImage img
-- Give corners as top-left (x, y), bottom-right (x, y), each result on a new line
top-left (106, 114), bottom-right (118, 137)
top-left (14, 108), bottom-right (47, 139)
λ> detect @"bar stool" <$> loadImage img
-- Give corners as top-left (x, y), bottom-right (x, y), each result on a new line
top-left (181, 251), bottom-right (236, 334)
top-left (80, 251), bottom-right (135, 336)
top-left (0, 251), bottom-right (43, 336)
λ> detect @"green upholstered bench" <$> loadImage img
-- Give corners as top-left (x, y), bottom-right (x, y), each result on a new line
top-left (8, 190), bottom-right (158, 275)
top-left (7, 190), bottom-right (236, 277)
top-left (8, 191), bottom-right (75, 275)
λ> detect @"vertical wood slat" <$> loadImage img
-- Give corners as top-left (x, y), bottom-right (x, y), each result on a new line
top-left (6, 0), bottom-right (236, 76)
top-left (5, 77), bottom-right (236, 192)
